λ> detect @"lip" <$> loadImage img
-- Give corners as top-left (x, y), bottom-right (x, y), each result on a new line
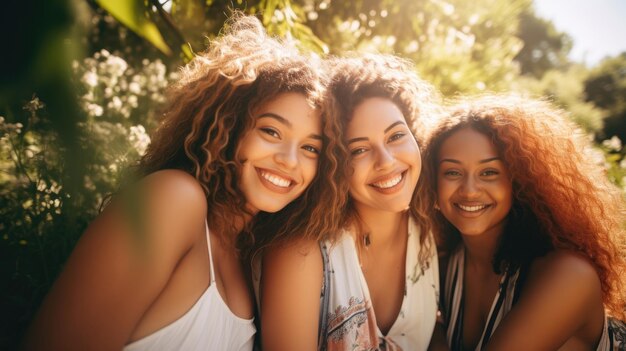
top-left (255, 167), bottom-right (297, 194)
top-left (453, 202), bottom-right (492, 217)
top-left (368, 170), bottom-right (407, 194)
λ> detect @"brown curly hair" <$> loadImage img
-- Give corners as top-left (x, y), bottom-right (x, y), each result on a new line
top-left (136, 14), bottom-right (344, 253)
top-left (325, 53), bottom-right (443, 264)
top-left (421, 94), bottom-right (626, 319)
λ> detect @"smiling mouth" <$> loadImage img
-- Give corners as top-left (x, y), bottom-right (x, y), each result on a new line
top-left (455, 203), bottom-right (490, 212)
top-left (369, 171), bottom-right (406, 191)
top-left (259, 169), bottom-right (293, 188)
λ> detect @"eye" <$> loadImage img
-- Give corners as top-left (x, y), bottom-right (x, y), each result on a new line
top-left (302, 145), bottom-right (320, 155)
top-left (351, 147), bottom-right (367, 156)
top-left (388, 132), bottom-right (406, 142)
top-left (480, 169), bottom-right (500, 177)
top-left (443, 169), bottom-right (462, 178)
top-left (260, 127), bottom-right (280, 139)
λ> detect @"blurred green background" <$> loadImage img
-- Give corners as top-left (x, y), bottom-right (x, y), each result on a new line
top-left (1, 0), bottom-right (625, 348)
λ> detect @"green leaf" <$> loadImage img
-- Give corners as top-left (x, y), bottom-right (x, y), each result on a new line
top-left (95, 0), bottom-right (172, 55)
top-left (181, 42), bottom-right (195, 62)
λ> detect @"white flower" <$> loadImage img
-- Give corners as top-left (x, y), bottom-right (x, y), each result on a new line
top-left (127, 95), bottom-right (138, 108)
top-left (87, 103), bottom-right (103, 117)
top-left (602, 136), bottom-right (622, 151)
top-left (129, 81), bottom-right (141, 94)
top-left (111, 96), bottom-right (122, 110)
top-left (82, 71), bottom-right (98, 87)
top-left (106, 55), bottom-right (128, 76)
top-left (129, 125), bottom-right (151, 156)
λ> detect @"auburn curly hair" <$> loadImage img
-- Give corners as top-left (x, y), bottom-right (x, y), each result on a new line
top-left (136, 14), bottom-right (344, 253)
top-left (421, 94), bottom-right (626, 319)
top-left (325, 53), bottom-right (443, 264)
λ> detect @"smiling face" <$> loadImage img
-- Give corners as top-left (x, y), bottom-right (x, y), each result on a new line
top-left (346, 97), bottom-right (421, 214)
top-left (237, 92), bottom-right (322, 214)
top-left (436, 127), bottom-right (513, 239)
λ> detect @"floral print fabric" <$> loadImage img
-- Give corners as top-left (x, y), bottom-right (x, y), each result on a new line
top-left (322, 217), bottom-right (439, 351)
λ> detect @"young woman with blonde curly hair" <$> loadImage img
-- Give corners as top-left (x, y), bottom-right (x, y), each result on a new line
top-left (421, 94), bottom-right (626, 350)
top-left (257, 54), bottom-right (443, 351)
top-left (23, 15), bottom-right (344, 351)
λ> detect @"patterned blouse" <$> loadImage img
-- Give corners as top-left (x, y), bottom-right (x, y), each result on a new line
top-left (321, 216), bottom-right (439, 351)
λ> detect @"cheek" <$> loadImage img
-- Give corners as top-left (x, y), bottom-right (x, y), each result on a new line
top-left (398, 143), bottom-right (422, 175)
top-left (236, 131), bottom-right (256, 160)
top-left (414, 154), bottom-right (422, 177)
top-left (436, 180), bottom-right (453, 202)
top-left (302, 158), bottom-right (319, 183)
top-left (348, 159), bottom-right (369, 185)
top-left (501, 183), bottom-right (514, 210)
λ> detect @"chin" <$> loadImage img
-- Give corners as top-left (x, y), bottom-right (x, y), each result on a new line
top-left (456, 227), bottom-right (487, 237)
top-left (251, 197), bottom-right (293, 213)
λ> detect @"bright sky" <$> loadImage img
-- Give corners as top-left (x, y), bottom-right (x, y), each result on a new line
top-left (533, 0), bottom-right (626, 66)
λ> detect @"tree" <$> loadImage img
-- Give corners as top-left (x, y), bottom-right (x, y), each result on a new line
top-left (585, 52), bottom-right (626, 141)
top-left (302, 0), bottom-right (530, 95)
top-left (514, 5), bottom-right (572, 78)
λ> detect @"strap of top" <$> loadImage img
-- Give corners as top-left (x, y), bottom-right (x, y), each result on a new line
top-left (317, 241), bottom-right (331, 351)
top-left (205, 220), bottom-right (216, 284)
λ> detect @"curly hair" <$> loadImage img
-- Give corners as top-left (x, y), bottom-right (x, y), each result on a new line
top-left (135, 14), bottom-right (344, 253)
top-left (325, 53), bottom-right (443, 264)
top-left (421, 94), bottom-right (626, 319)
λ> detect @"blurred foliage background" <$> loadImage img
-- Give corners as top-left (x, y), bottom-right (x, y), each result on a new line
top-left (1, 0), bottom-right (625, 348)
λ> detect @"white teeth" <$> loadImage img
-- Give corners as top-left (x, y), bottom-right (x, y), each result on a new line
top-left (261, 171), bottom-right (291, 188)
top-left (457, 204), bottom-right (488, 212)
top-left (372, 174), bottom-right (403, 189)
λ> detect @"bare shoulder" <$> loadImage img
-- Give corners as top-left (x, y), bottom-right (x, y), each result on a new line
top-left (138, 169), bottom-right (207, 212)
top-left (261, 237), bottom-right (323, 351)
top-left (264, 237), bottom-right (322, 266)
top-left (263, 237), bottom-right (324, 285)
top-left (528, 249), bottom-right (601, 292)
top-left (485, 250), bottom-right (605, 351)
top-left (112, 169), bottom-right (208, 245)
top-left (22, 170), bottom-right (209, 350)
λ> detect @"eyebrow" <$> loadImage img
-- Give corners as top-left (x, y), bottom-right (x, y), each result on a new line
top-left (257, 113), bottom-right (292, 127)
top-left (384, 121), bottom-right (406, 133)
top-left (439, 157), bottom-right (501, 165)
top-left (257, 113), bottom-right (323, 140)
top-left (348, 120), bottom-right (407, 144)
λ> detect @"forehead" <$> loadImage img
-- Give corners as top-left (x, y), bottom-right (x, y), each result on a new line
top-left (438, 127), bottom-right (499, 161)
top-left (255, 92), bottom-right (321, 129)
top-left (347, 97), bottom-right (406, 137)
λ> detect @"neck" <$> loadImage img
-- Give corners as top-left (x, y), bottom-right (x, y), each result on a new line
top-left (209, 207), bottom-right (255, 247)
top-left (353, 204), bottom-right (408, 248)
top-left (461, 225), bottom-right (504, 270)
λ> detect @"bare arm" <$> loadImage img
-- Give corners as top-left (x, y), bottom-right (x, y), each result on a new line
top-left (260, 239), bottom-right (323, 351)
top-left (485, 251), bottom-right (605, 351)
top-left (23, 170), bottom-right (207, 351)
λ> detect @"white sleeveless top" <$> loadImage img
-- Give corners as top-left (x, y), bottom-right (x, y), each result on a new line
top-left (321, 217), bottom-right (439, 351)
top-left (124, 221), bottom-right (256, 351)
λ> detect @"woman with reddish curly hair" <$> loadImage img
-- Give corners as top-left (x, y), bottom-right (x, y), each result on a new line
top-left (421, 94), bottom-right (626, 350)
top-left (23, 14), bottom-right (344, 351)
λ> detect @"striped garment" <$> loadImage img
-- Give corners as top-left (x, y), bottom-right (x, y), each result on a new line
top-left (442, 246), bottom-right (616, 351)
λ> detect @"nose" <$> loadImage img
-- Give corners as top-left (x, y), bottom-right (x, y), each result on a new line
top-left (374, 146), bottom-right (394, 171)
top-left (458, 175), bottom-right (481, 198)
top-left (274, 143), bottom-right (299, 170)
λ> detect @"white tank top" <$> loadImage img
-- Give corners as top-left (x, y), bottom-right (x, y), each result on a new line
top-left (124, 221), bottom-right (256, 351)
